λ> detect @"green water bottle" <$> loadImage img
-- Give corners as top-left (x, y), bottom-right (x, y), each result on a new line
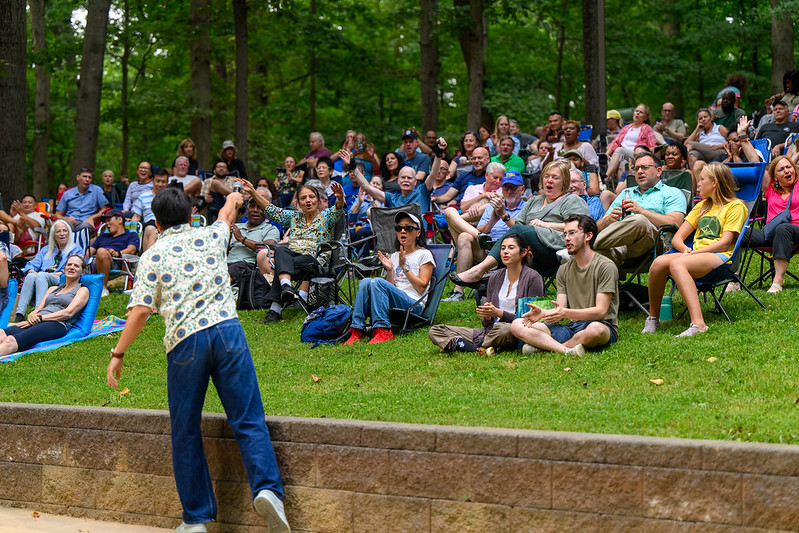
top-left (659, 295), bottom-right (673, 321)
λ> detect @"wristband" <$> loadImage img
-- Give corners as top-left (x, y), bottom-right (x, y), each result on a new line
top-left (110, 349), bottom-right (124, 359)
top-left (502, 214), bottom-right (511, 222)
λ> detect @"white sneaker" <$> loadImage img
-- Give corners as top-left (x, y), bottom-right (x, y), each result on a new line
top-left (641, 316), bottom-right (660, 334)
top-left (767, 282), bottom-right (783, 293)
top-left (521, 344), bottom-right (539, 354)
top-left (176, 522), bottom-right (207, 533)
top-left (101, 287), bottom-right (110, 297)
top-left (565, 344), bottom-right (586, 357)
top-left (254, 490), bottom-right (291, 533)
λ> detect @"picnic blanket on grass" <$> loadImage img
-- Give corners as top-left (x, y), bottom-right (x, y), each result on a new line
top-left (0, 315), bottom-right (126, 362)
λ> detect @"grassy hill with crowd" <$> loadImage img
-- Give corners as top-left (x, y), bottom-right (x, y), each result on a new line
top-left (1, 269), bottom-right (797, 444)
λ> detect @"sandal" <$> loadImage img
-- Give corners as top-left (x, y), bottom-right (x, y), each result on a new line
top-left (767, 282), bottom-right (783, 293)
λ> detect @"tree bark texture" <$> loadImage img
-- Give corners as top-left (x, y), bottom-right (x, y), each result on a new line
top-left (0, 0), bottom-right (28, 204)
top-left (419, 0), bottom-right (440, 132)
top-left (770, 0), bottom-right (794, 95)
top-left (191, 0), bottom-right (212, 171)
top-left (71, 0), bottom-right (111, 178)
top-left (30, 0), bottom-right (51, 199)
top-left (121, 0), bottom-right (130, 177)
top-left (582, 0), bottom-right (606, 138)
top-left (309, 0), bottom-right (316, 132)
top-left (455, 0), bottom-right (487, 131)
top-left (233, 0), bottom-right (249, 167)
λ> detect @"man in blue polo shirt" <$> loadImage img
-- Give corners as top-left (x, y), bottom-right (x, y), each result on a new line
top-left (397, 129), bottom-right (431, 182)
top-left (55, 167), bottom-right (109, 234)
top-left (594, 152), bottom-right (686, 265)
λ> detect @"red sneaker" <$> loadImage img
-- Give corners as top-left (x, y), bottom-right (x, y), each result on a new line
top-left (344, 328), bottom-right (365, 345)
top-left (368, 328), bottom-right (395, 344)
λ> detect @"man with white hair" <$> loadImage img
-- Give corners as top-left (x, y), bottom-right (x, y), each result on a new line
top-left (298, 132), bottom-right (332, 169)
top-left (169, 156), bottom-right (201, 196)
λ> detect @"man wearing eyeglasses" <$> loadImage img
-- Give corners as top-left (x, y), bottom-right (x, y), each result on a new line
top-left (593, 152), bottom-right (686, 266)
top-left (511, 214), bottom-right (618, 357)
top-left (443, 171), bottom-right (527, 302)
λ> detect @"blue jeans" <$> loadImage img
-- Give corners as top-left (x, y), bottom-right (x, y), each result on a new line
top-left (351, 277), bottom-right (422, 330)
top-left (16, 271), bottom-right (60, 315)
top-left (167, 319), bottom-right (284, 525)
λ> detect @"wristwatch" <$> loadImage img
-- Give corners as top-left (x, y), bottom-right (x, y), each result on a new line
top-left (502, 214), bottom-right (511, 222)
top-left (110, 349), bottom-right (124, 359)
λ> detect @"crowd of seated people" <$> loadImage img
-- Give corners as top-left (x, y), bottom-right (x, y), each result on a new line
top-left (7, 69), bottom-right (799, 357)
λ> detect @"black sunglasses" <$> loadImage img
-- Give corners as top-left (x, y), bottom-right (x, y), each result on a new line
top-left (395, 224), bottom-right (419, 232)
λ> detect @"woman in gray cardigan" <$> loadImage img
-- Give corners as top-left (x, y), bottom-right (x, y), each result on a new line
top-left (430, 234), bottom-right (543, 352)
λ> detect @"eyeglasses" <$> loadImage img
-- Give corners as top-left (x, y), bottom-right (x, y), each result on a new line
top-left (138, 166), bottom-right (151, 171)
top-left (564, 229), bottom-right (583, 237)
top-left (502, 183), bottom-right (521, 189)
top-left (632, 164), bottom-right (656, 172)
top-left (394, 225), bottom-right (419, 232)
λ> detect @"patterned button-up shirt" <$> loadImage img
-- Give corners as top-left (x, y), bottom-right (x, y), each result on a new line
top-left (128, 220), bottom-right (237, 352)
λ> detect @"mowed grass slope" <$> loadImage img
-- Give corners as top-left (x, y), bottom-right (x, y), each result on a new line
top-left (1, 274), bottom-right (798, 444)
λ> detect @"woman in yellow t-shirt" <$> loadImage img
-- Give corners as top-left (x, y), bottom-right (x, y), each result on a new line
top-left (643, 163), bottom-right (747, 337)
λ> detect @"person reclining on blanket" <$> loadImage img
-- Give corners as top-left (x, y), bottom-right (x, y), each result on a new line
top-left (0, 254), bottom-right (89, 356)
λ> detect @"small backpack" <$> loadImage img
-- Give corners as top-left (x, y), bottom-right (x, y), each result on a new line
top-left (300, 304), bottom-right (353, 347)
top-left (228, 261), bottom-right (270, 310)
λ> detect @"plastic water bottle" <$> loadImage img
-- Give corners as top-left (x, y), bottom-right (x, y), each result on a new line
top-left (659, 295), bottom-right (673, 321)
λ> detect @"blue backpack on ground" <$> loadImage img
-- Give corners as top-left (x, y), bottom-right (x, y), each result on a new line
top-left (300, 304), bottom-right (353, 347)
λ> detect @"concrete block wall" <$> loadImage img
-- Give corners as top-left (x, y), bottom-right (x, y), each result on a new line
top-left (0, 403), bottom-right (798, 532)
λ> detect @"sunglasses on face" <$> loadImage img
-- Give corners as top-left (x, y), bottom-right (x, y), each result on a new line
top-left (395, 225), bottom-right (419, 232)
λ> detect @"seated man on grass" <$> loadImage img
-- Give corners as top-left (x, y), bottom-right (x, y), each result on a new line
top-left (444, 171), bottom-right (526, 302)
top-left (511, 214), bottom-right (618, 356)
top-left (89, 209), bottom-right (139, 296)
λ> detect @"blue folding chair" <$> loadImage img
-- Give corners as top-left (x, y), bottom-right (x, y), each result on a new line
top-left (750, 138), bottom-right (771, 163)
top-left (578, 125), bottom-right (593, 142)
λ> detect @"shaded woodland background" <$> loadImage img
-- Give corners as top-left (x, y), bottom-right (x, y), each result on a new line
top-left (0, 0), bottom-right (796, 202)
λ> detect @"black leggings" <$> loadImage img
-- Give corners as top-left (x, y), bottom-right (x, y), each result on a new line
top-left (266, 246), bottom-right (319, 304)
top-left (4, 321), bottom-right (68, 352)
top-left (744, 224), bottom-right (799, 261)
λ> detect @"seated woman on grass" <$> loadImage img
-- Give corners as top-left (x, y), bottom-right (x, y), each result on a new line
top-left (643, 163), bottom-right (746, 337)
top-left (0, 254), bottom-right (89, 356)
top-left (344, 212), bottom-right (435, 345)
top-left (429, 233), bottom-right (544, 353)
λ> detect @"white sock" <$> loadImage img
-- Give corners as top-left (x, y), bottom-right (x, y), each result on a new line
top-left (280, 279), bottom-right (291, 288)
top-left (270, 302), bottom-right (282, 314)
top-left (299, 290), bottom-right (308, 301)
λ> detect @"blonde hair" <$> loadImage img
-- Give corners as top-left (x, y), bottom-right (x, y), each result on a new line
top-left (697, 163), bottom-right (739, 218)
top-left (541, 159), bottom-right (572, 194)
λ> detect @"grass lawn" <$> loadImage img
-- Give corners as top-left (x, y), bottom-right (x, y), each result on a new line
top-left (1, 271), bottom-right (798, 444)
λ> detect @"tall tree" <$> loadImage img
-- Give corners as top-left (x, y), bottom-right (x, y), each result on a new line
top-left (0, 0), bottom-right (27, 203)
top-left (30, 0), bottom-right (51, 199)
top-left (233, 0), bottom-right (249, 166)
top-left (455, 0), bottom-right (487, 131)
top-left (770, 0), bottom-right (794, 95)
top-left (120, 0), bottom-right (130, 177)
top-left (191, 0), bottom-right (212, 171)
top-left (582, 0), bottom-right (606, 137)
top-left (71, 0), bottom-right (112, 177)
top-left (420, 0), bottom-right (440, 132)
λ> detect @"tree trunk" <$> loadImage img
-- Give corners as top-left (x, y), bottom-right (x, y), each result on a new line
top-left (0, 0), bottom-right (26, 204)
top-left (419, 0), bottom-right (440, 132)
top-left (770, 0), bottom-right (794, 95)
top-left (233, 0), bottom-right (249, 167)
top-left (662, 0), bottom-right (683, 116)
top-left (455, 0), bottom-right (487, 131)
top-left (309, 0), bottom-right (316, 132)
top-left (582, 0), bottom-right (606, 138)
top-left (554, 0), bottom-right (567, 115)
top-left (71, 0), bottom-right (111, 178)
top-left (121, 0), bottom-right (130, 178)
top-left (30, 0), bottom-right (51, 199)
top-left (191, 0), bottom-right (212, 171)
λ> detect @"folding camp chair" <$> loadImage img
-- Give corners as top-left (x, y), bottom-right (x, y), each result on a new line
top-left (88, 221), bottom-right (142, 291)
top-left (578, 125), bottom-right (593, 142)
top-left (388, 243), bottom-right (454, 334)
top-left (750, 138), bottom-right (771, 164)
top-left (669, 162), bottom-right (767, 321)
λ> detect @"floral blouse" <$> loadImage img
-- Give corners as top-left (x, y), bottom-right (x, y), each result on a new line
top-left (263, 203), bottom-right (344, 256)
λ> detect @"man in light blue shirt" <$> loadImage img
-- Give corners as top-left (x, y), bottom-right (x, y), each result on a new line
top-left (594, 153), bottom-right (686, 265)
top-left (55, 167), bottom-right (109, 234)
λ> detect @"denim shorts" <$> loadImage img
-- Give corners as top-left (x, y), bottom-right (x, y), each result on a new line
top-left (547, 320), bottom-right (617, 348)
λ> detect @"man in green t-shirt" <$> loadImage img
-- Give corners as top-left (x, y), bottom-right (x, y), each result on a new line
top-left (490, 136), bottom-right (526, 173)
top-left (511, 214), bottom-right (619, 356)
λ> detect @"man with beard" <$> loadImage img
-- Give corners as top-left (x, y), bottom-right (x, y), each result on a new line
top-left (712, 91), bottom-right (746, 131)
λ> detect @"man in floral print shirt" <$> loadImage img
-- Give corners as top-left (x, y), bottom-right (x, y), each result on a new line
top-left (106, 188), bottom-right (290, 533)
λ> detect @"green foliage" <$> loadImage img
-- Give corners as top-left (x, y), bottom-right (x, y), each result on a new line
top-left (22, 0), bottom-right (799, 190)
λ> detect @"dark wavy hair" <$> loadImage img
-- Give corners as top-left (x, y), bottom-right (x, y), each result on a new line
top-left (380, 151), bottom-right (401, 180)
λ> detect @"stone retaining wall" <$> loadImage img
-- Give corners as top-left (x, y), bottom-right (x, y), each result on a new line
top-left (0, 403), bottom-right (797, 532)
